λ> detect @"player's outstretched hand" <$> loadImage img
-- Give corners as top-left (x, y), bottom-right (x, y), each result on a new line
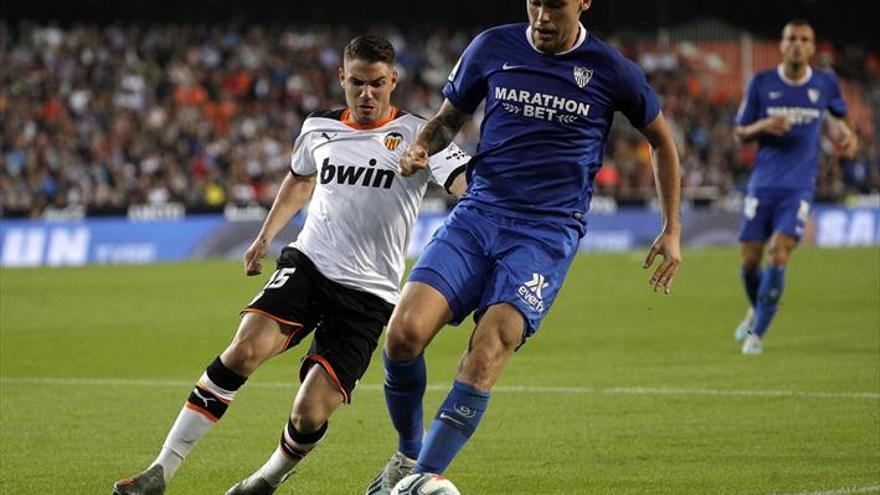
top-left (243, 238), bottom-right (269, 276)
top-left (643, 229), bottom-right (682, 295)
top-left (399, 143), bottom-right (429, 177)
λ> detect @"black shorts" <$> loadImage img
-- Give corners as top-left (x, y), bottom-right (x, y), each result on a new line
top-left (243, 247), bottom-right (394, 403)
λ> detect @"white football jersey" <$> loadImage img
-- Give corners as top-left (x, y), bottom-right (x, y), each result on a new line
top-left (289, 107), bottom-right (469, 304)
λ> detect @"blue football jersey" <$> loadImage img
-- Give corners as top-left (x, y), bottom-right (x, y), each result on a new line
top-left (444, 23), bottom-right (661, 233)
top-left (736, 66), bottom-right (847, 193)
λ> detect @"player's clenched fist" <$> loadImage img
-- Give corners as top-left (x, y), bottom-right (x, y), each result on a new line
top-left (399, 143), bottom-right (429, 176)
top-left (243, 237), bottom-right (269, 276)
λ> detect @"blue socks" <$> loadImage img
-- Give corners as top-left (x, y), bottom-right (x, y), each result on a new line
top-left (753, 265), bottom-right (786, 337)
top-left (384, 353), bottom-right (491, 473)
top-left (741, 266), bottom-right (761, 307)
top-left (383, 350), bottom-right (427, 460)
top-left (415, 380), bottom-right (490, 475)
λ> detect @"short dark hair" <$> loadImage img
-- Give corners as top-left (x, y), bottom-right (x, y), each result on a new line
top-left (784, 18), bottom-right (813, 31)
top-left (343, 34), bottom-right (395, 65)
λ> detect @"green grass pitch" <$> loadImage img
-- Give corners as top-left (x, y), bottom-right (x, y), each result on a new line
top-left (1, 247), bottom-right (878, 494)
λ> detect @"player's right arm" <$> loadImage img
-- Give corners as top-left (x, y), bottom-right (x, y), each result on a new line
top-left (734, 116), bottom-right (791, 143)
top-left (243, 171), bottom-right (316, 276)
top-left (734, 74), bottom-right (791, 143)
top-left (400, 100), bottom-right (470, 177)
top-left (401, 29), bottom-right (489, 177)
top-left (246, 125), bottom-right (321, 275)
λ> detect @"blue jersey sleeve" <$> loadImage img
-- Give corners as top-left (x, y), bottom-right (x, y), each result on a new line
top-left (826, 74), bottom-right (848, 118)
top-left (442, 32), bottom-right (490, 114)
top-left (736, 75), bottom-right (761, 126)
top-left (614, 57), bottom-right (661, 128)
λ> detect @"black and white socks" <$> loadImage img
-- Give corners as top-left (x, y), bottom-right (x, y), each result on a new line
top-left (152, 357), bottom-right (247, 482)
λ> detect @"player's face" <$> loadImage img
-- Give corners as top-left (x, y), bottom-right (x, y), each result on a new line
top-left (780, 24), bottom-right (815, 67)
top-left (339, 58), bottom-right (398, 125)
top-left (527, 0), bottom-right (590, 54)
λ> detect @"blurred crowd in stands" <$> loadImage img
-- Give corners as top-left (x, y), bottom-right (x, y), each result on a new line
top-left (2, 22), bottom-right (878, 217)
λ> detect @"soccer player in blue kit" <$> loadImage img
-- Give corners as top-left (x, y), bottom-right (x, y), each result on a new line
top-left (366, 1), bottom-right (682, 492)
top-left (733, 19), bottom-right (858, 355)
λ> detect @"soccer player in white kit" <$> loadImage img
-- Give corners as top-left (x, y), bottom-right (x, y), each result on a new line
top-left (112, 34), bottom-right (469, 495)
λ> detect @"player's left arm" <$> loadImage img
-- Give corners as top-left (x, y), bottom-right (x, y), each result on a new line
top-left (825, 113), bottom-right (859, 160)
top-left (824, 75), bottom-right (859, 159)
top-left (637, 112), bottom-right (682, 294)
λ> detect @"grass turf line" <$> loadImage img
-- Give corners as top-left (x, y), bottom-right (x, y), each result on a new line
top-left (1, 247), bottom-right (878, 494)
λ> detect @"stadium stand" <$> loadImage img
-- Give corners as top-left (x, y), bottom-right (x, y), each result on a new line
top-left (2, 21), bottom-right (877, 217)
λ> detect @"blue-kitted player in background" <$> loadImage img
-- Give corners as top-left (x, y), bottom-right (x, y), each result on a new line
top-left (733, 19), bottom-right (859, 355)
top-left (366, 1), bottom-right (682, 493)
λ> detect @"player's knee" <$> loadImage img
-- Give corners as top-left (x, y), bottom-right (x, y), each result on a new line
top-left (740, 247), bottom-right (763, 270)
top-left (385, 331), bottom-right (425, 362)
top-left (223, 316), bottom-right (282, 374)
top-left (771, 254), bottom-right (789, 266)
top-left (385, 311), bottom-right (429, 361)
top-left (767, 245), bottom-right (791, 266)
top-left (742, 255), bottom-right (761, 271)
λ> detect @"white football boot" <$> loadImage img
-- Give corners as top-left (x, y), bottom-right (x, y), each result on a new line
top-left (734, 307), bottom-right (755, 342)
top-left (741, 333), bottom-right (764, 355)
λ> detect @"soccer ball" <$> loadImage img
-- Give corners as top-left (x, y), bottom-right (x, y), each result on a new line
top-left (390, 473), bottom-right (461, 495)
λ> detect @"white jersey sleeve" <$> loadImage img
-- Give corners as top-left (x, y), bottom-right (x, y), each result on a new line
top-left (290, 130), bottom-right (317, 176)
top-left (427, 141), bottom-right (470, 191)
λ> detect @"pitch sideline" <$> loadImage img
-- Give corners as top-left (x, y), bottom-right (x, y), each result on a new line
top-left (774, 485), bottom-right (880, 495)
top-left (1, 376), bottom-right (878, 400)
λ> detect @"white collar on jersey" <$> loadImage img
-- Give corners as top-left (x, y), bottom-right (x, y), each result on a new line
top-left (525, 21), bottom-right (587, 55)
top-left (776, 64), bottom-right (813, 86)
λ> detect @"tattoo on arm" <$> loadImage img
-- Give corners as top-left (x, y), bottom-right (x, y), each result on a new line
top-left (418, 100), bottom-right (470, 155)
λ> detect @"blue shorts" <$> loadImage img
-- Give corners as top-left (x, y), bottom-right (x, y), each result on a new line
top-left (408, 204), bottom-right (580, 338)
top-left (739, 189), bottom-right (812, 242)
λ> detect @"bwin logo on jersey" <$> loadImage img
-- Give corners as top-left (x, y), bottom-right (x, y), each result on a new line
top-left (574, 66), bottom-right (593, 88)
top-left (384, 132), bottom-right (404, 151)
top-left (518, 273), bottom-right (550, 313)
top-left (320, 157), bottom-right (394, 189)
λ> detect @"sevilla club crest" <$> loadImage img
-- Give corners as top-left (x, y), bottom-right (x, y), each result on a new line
top-left (574, 66), bottom-right (593, 88)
